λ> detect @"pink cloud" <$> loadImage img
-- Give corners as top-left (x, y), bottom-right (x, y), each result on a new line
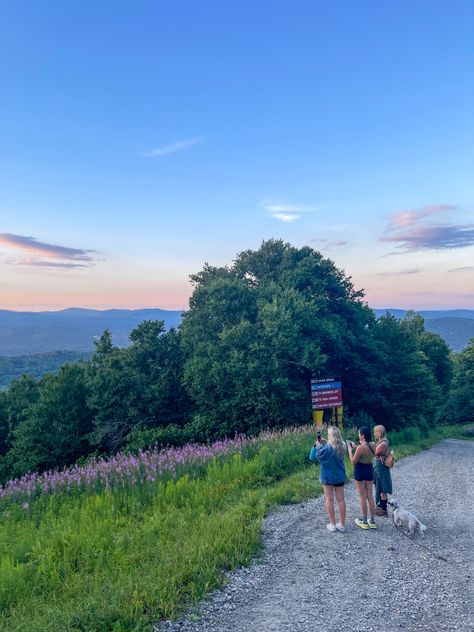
top-left (0, 233), bottom-right (96, 267)
top-left (380, 204), bottom-right (474, 251)
top-left (381, 224), bottom-right (474, 251)
top-left (387, 205), bottom-right (457, 230)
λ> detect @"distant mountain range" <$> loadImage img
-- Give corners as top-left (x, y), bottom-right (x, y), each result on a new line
top-left (0, 308), bottom-right (183, 356)
top-left (372, 309), bottom-right (474, 320)
top-left (373, 309), bottom-right (474, 352)
top-left (0, 307), bottom-right (472, 358)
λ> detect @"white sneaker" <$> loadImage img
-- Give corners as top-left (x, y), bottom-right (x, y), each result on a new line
top-left (326, 523), bottom-right (337, 532)
top-left (336, 523), bottom-right (346, 532)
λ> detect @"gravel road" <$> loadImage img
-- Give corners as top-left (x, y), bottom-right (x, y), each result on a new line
top-left (158, 439), bottom-right (474, 632)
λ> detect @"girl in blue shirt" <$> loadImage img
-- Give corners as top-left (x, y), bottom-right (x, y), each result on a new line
top-left (309, 426), bottom-right (347, 532)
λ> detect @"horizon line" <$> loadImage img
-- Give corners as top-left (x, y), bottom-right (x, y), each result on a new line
top-left (1, 305), bottom-right (473, 315)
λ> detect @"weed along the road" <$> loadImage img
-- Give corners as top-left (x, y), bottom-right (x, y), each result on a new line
top-left (0, 424), bottom-right (470, 631)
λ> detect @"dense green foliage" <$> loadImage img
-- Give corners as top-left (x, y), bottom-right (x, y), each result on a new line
top-left (442, 339), bottom-right (474, 424)
top-left (179, 241), bottom-right (455, 434)
top-left (0, 240), bottom-right (471, 484)
top-left (0, 325), bottom-right (190, 482)
top-left (0, 423), bottom-right (470, 631)
top-left (0, 351), bottom-right (91, 389)
top-left (8, 365), bottom-right (93, 477)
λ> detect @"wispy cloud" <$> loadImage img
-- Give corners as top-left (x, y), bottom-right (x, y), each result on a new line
top-left (271, 213), bottom-right (300, 223)
top-left (376, 268), bottom-right (421, 277)
top-left (261, 200), bottom-right (318, 222)
top-left (381, 204), bottom-right (474, 252)
top-left (448, 266), bottom-right (474, 273)
top-left (387, 205), bottom-right (457, 230)
top-left (310, 238), bottom-right (348, 250)
top-left (0, 233), bottom-right (96, 269)
top-left (9, 259), bottom-right (89, 269)
top-left (144, 137), bottom-right (203, 157)
top-left (382, 224), bottom-right (474, 251)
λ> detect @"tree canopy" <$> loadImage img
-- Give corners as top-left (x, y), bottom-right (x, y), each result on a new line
top-left (181, 240), bottom-right (452, 433)
top-left (0, 240), bottom-right (469, 483)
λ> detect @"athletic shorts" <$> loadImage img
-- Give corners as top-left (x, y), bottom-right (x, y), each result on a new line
top-left (322, 481), bottom-right (345, 487)
top-left (354, 462), bottom-right (374, 482)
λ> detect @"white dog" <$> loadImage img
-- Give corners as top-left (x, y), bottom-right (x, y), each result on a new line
top-left (388, 499), bottom-right (427, 537)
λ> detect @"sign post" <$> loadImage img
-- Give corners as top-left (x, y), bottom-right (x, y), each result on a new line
top-left (311, 376), bottom-right (343, 430)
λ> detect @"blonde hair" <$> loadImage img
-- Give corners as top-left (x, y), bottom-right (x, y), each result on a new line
top-left (328, 426), bottom-right (347, 458)
top-left (374, 425), bottom-right (387, 440)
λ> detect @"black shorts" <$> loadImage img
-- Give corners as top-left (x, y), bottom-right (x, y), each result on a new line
top-left (354, 462), bottom-right (374, 482)
top-left (322, 481), bottom-right (345, 487)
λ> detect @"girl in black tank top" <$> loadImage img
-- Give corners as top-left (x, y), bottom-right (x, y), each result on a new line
top-left (347, 427), bottom-right (376, 529)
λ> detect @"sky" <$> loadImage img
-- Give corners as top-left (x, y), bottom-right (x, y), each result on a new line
top-left (1, 0), bottom-right (473, 312)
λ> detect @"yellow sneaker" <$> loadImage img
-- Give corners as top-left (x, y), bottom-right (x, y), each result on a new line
top-left (354, 518), bottom-right (369, 530)
top-left (367, 518), bottom-right (377, 529)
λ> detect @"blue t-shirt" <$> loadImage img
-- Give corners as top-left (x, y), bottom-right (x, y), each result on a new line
top-left (309, 443), bottom-right (346, 485)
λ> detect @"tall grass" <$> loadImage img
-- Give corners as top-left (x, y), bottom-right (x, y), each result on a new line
top-left (0, 423), bottom-right (469, 631)
top-left (0, 427), bottom-right (319, 631)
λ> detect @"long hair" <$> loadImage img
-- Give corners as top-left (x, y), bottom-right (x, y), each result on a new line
top-left (328, 426), bottom-right (347, 459)
top-left (358, 426), bottom-right (373, 444)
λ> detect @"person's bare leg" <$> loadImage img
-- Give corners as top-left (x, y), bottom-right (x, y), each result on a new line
top-left (365, 480), bottom-right (376, 518)
top-left (335, 485), bottom-right (346, 526)
top-left (323, 485), bottom-right (336, 525)
top-left (355, 481), bottom-right (367, 520)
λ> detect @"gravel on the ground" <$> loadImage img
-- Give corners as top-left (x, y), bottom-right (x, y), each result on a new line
top-left (157, 439), bottom-right (474, 632)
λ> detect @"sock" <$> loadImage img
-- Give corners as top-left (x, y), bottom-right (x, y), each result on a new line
top-left (380, 499), bottom-right (387, 511)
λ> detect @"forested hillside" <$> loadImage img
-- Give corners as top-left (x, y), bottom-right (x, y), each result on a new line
top-left (0, 351), bottom-right (91, 389)
top-left (373, 309), bottom-right (474, 351)
top-left (0, 308), bottom-right (182, 355)
top-left (0, 241), bottom-right (472, 484)
top-left (422, 317), bottom-right (474, 352)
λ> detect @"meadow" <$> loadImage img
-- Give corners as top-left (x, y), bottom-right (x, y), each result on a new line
top-left (0, 423), bottom-right (470, 632)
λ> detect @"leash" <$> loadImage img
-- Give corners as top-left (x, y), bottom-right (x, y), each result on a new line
top-left (393, 523), bottom-right (452, 564)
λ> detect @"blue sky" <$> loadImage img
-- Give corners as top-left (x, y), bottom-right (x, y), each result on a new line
top-left (1, 1), bottom-right (473, 310)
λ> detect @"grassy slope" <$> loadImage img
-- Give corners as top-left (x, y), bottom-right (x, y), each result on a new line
top-left (0, 424), bottom-right (471, 632)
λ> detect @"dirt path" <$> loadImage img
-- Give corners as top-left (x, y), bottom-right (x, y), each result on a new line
top-left (159, 439), bottom-right (474, 632)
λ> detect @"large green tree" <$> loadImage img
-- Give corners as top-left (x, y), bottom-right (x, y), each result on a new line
top-left (0, 375), bottom-right (40, 481)
top-left (368, 314), bottom-right (445, 429)
top-left (442, 338), bottom-right (474, 424)
top-left (180, 241), bottom-right (455, 435)
top-left (9, 364), bottom-right (93, 476)
top-left (401, 311), bottom-right (452, 391)
top-left (180, 240), bottom-right (376, 435)
top-left (88, 323), bottom-right (191, 451)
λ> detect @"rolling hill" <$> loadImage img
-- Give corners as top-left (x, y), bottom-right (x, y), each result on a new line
top-left (373, 309), bottom-right (474, 352)
top-left (0, 308), bottom-right (183, 356)
top-left (0, 307), bottom-right (472, 362)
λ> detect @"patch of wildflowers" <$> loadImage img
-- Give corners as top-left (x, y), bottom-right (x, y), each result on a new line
top-left (0, 425), bottom-right (313, 505)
